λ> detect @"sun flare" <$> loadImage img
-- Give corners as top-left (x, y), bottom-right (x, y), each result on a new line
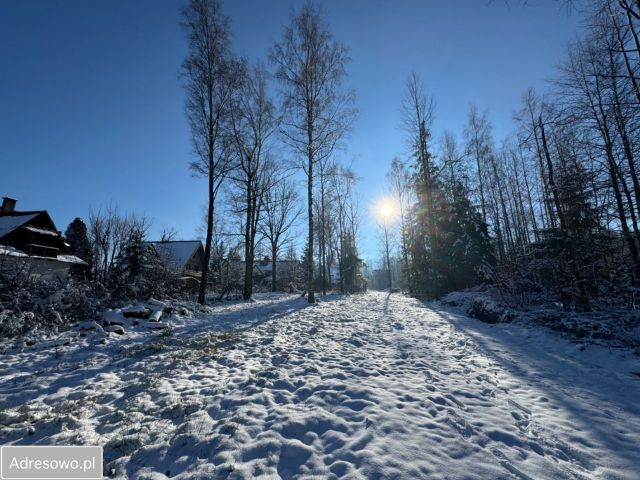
top-left (375, 198), bottom-right (397, 223)
top-left (380, 202), bottom-right (393, 217)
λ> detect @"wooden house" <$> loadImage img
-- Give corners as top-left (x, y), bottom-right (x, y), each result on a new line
top-left (0, 197), bottom-right (86, 281)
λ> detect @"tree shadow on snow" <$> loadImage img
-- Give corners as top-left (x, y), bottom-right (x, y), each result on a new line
top-left (0, 293), bottom-right (340, 413)
top-left (428, 305), bottom-right (640, 472)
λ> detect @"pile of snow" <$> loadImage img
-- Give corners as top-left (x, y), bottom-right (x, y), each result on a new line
top-left (441, 288), bottom-right (515, 324)
top-left (441, 288), bottom-right (640, 348)
top-left (1, 298), bottom-right (191, 352)
top-left (96, 301), bottom-right (175, 335)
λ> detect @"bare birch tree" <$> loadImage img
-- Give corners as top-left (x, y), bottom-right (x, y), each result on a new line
top-left (270, 1), bottom-right (356, 303)
top-left (464, 104), bottom-right (494, 225)
top-left (228, 64), bottom-right (279, 300)
top-left (258, 175), bottom-right (302, 291)
top-left (181, 0), bottom-right (240, 305)
top-left (386, 157), bottom-right (412, 287)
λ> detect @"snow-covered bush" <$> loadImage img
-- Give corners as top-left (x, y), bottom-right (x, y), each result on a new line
top-left (0, 267), bottom-right (99, 338)
top-left (104, 264), bottom-right (184, 304)
top-left (466, 297), bottom-right (515, 324)
top-left (442, 290), bottom-right (515, 324)
top-left (442, 286), bottom-right (640, 347)
top-left (0, 255), bottom-right (191, 339)
top-left (92, 224), bottom-right (186, 303)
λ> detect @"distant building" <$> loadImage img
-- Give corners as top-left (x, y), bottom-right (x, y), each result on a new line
top-left (254, 258), bottom-right (303, 290)
top-left (213, 257), bottom-right (303, 292)
top-left (143, 240), bottom-right (205, 277)
top-left (0, 197), bottom-right (86, 281)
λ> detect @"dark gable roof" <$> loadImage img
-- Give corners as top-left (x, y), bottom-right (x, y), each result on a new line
top-left (0, 210), bottom-right (70, 255)
top-left (144, 240), bottom-right (204, 272)
top-left (0, 213), bottom-right (42, 238)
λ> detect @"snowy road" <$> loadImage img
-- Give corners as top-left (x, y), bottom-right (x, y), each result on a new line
top-left (1, 291), bottom-right (639, 479)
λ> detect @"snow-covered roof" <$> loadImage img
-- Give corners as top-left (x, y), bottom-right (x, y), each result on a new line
top-left (145, 241), bottom-right (202, 272)
top-left (255, 260), bottom-right (299, 274)
top-left (0, 214), bottom-right (39, 238)
top-left (0, 245), bottom-right (86, 265)
top-left (56, 254), bottom-right (87, 265)
top-left (24, 225), bottom-right (58, 236)
top-left (0, 245), bottom-right (28, 257)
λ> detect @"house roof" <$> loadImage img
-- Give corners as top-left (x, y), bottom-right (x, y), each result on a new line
top-left (0, 213), bottom-right (40, 238)
top-left (256, 260), bottom-right (299, 274)
top-left (144, 240), bottom-right (203, 272)
top-left (0, 245), bottom-right (86, 265)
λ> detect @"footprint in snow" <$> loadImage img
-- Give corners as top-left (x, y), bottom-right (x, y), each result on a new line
top-left (491, 448), bottom-right (535, 480)
top-left (445, 409), bottom-right (474, 439)
top-left (277, 443), bottom-right (313, 478)
top-left (511, 410), bottom-right (530, 432)
top-left (507, 398), bottom-right (532, 415)
top-left (445, 393), bottom-right (466, 409)
top-left (271, 354), bottom-right (287, 366)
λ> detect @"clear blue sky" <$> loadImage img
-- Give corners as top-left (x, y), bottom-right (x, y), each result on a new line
top-left (0, 0), bottom-right (582, 263)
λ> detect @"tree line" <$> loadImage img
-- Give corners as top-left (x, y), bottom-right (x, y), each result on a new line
top-left (385, 0), bottom-right (640, 310)
top-left (55, 0), bottom-right (362, 306)
top-left (181, 0), bottom-right (360, 305)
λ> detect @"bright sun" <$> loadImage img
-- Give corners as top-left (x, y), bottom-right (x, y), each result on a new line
top-left (380, 202), bottom-right (393, 217)
top-left (375, 198), bottom-right (396, 222)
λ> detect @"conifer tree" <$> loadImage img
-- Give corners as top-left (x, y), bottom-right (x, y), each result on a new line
top-left (64, 217), bottom-right (93, 268)
top-left (437, 181), bottom-right (495, 292)
top-left (118, 228), bottom-right (145, 282)
top-left (339, 232), bottom-right (362, 293)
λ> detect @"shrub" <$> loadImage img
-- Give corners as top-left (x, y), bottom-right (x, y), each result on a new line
top-left (0, 265), bottom-right (100, 338)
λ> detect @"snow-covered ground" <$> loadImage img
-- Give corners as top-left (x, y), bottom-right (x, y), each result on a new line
top-left (1, 291), bottom-right (639, 479)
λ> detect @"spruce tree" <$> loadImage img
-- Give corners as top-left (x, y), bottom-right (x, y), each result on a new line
top-left (438, 181), bottom-right (495, 292)
top-left (340, 233), bottom-right (362, 293)
top-left (407, 159), bottom-right (440, 297)
top-left (64, 217), bottom-right (93, 267)
top-left (406, 174), bottom-right (494, 297)
top-left (118, 228), bottom-right (145, 282)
